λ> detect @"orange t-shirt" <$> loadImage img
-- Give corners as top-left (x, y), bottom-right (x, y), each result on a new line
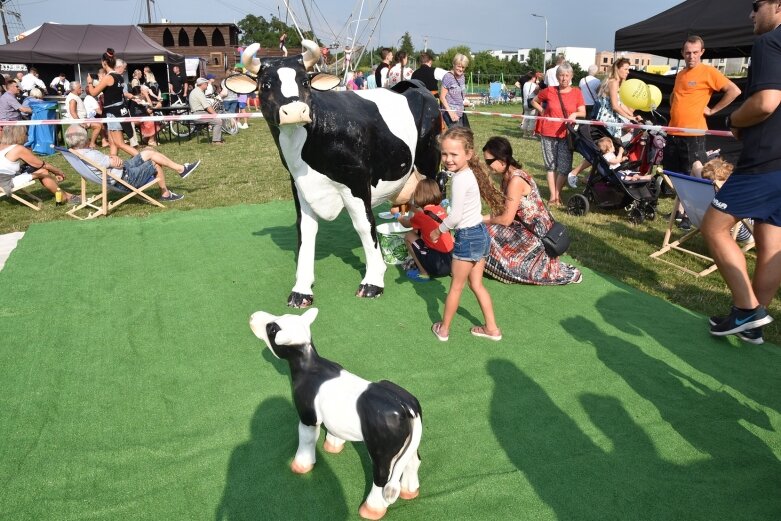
top-left (669, 64), bottom-right (729, 136)
top-left (410, 204), bottom-right (454, 253)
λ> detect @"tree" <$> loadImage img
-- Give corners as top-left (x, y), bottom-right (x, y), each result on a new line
top-left (435, 45), bottom-right (472, 71)
top-left (399, 32), bottom-right (414, 58)
top-left (526, 48), bottom-right (545, 73)
top-left (237, 14), bottom-right (304, 49)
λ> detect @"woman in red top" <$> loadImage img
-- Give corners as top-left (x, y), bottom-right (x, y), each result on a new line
top-left (398, 179), bottom-right (454, 281)
top-left (530, 62), bottom-right (585, 206)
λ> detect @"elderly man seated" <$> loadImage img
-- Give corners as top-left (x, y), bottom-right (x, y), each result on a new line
top-left (64, 81), bottom-right (103, 149)
top-left (65, 125), bottom-right (201, 202)
top-left (188, 77), bottom-right (223, 145)
top-left (0, 80), bottom-right (32, 121)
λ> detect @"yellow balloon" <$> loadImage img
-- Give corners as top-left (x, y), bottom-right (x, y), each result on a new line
top-left (619, 78), bottom-right (649, 110)
top-left (645, 84), bottom-right (662, 111)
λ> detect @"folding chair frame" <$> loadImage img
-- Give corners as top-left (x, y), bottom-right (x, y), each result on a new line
top-left (57, 148), bottom-right (164, 220)
top-left (649, 173), bottom-right (754, 277)
top-left (0, 177), bottom-right (42, 211)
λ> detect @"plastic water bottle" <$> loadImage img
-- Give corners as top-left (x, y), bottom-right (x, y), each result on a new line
top-left (55, 188), bottom-right (63, 206)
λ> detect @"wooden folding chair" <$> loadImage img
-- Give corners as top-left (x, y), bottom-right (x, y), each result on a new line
top-left (55, 147), bottom-right (164, 220)
top-left (650, 171), bottom-right (754, 277)
top-left (0, 173), bottom-right (42, 211)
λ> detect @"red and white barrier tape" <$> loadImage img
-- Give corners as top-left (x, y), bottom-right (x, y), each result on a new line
top-left (456, 109), bottom-right (735, 138)
top-left (0, 108), bottom-right (734, 138)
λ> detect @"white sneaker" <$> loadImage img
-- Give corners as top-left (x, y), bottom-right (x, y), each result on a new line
top-left (239, 123), bottom-right (249, 129)
top-left (567, 174), bottom-right (579, 188)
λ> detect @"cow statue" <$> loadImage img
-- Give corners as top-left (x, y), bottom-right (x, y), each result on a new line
top-left (228, 40), bottom-right (442, 308)
top-left (249, 308), bottom-right (423, 520)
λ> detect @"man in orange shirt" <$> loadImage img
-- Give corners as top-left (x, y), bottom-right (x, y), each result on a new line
top-left (665, 35), bottom-right (741, 229)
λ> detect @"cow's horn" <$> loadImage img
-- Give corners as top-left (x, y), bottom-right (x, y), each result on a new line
top-left (301, 39), bottom-right (320, 70)
top-left (242, 43), bottom-right (262, 75)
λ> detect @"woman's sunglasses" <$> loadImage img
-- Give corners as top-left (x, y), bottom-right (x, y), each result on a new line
top-left (485, 157), bottom-right (499, 166)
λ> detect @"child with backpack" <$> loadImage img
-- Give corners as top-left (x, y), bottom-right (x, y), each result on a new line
top-left (398, 179), bottom-right (454, 282)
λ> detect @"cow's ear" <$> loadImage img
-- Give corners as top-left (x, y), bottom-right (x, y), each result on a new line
top-left (309, 73), bottom-right (340, 92)
top-left (225, 73), bottom-right (258, 94)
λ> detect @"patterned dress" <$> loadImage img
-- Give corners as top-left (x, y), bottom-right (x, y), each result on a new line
top-left (485, 170), bottom-right (581, 285)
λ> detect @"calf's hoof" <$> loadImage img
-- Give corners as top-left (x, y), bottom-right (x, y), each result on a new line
top-left (358, 503), bottom-right (387, 520)
top-left (323, 439), bottom-right (344, 454)
top-left (399, 488), bottom-right (419, 500)
top-left (356, 284), bottom-right (383, 299)
top-left (290, 459), bottom-right (314, 474)
top-left (287, 292), bottom-right (314, 308)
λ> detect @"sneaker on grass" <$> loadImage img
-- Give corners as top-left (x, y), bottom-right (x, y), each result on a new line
top-left (405, 269), bottom-right (430, 283)
top-left (709, 306), bottom-right (772, 337)
top-left (180, 160), bottom-right (201, 179)
top-left (709, 315), bottom-right (765, 345)
top-left (160, 191), bottom-right (184, 202)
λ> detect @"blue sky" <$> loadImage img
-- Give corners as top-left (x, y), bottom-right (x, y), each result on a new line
top-left (15, 0), bottom-right (726, 53)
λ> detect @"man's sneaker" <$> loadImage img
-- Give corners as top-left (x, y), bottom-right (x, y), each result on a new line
top-left (709, 305), bottom-right (773, 336)
top-left (567, 173), bottom-right (579, 189)
top-left (678, 216), bottom-right (692, 230)
top-left (709, 314), bottom-right (765, 345)
top-left (180, 160), bottom-right (201, 179)
top-left (160, 191), bottom-right (184, 202)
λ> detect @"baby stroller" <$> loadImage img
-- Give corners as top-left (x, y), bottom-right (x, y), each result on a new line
top-left (566, 124), bottom-right (664, 224)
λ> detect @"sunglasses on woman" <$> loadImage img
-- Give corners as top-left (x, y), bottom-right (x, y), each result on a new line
top-left (485, 157), bottom-right (499, 167)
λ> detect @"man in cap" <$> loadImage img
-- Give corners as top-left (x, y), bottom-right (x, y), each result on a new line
top-left (188, 77), bottom-right (223, 145)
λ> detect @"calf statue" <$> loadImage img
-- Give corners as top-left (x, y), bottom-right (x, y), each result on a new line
top-left (228, 40), bottom-right (442, 308)
top-left (250, 308), bottom-right (423, 520)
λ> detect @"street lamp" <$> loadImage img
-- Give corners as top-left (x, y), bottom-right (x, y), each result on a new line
top-left (531, 13), bottom-right (548, 72)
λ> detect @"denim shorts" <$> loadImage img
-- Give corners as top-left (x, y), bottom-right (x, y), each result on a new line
top-left (452, 224), bottom-right (490, 262)
top-left (122, 154), bottom-right (157, 188)
top-left (105, 112), bottom-right (122, 131)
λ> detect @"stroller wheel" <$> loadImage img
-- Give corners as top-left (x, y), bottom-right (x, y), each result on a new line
top-left (643, 204), bottom-right (656, 221)
top-left (567, 194), bottom-right (590, 217)
top-left (628, 207), bottom-right (645, 225)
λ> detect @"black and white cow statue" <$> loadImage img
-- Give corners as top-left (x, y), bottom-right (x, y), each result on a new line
top-left (228, 40), bottom-right (441, 308)
top-left (250, 308), bottom-right (423, 520)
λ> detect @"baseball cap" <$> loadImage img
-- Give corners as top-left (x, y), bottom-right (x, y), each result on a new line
top-left (206, 73), bottom-right (216, 80)
top-left (195, 77), bottom-right (208, 86)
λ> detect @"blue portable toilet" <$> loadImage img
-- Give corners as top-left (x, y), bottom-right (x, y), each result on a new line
top-left (24, 101), bottom-right (58, 155)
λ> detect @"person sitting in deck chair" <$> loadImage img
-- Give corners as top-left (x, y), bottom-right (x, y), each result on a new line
top-left (64, 125), bottom-right (200, 202)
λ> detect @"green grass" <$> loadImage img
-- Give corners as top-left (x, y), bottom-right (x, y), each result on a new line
top-left (1, 106), bottom-right (778, 345)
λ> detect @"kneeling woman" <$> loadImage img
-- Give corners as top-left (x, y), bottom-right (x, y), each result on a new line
top-left (481, 136), bottom-right (581, 285)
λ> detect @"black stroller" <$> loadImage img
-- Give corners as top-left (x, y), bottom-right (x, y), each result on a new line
top-left (565, 124), bottom-right (664, 224)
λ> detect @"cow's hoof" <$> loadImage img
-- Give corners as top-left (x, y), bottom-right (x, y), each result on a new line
top-left (323, 440), bottom-right (344, 454)
top-left (399, 488), bottom-right (419, 500)
top-left (356, 284), bottom-right (384, 299)
top-left (358, 503), bottom-right (387, 520)
top-left (290, 459), bottom-right (314, 474)
top-left (287, 292), bottom-right (314, 308)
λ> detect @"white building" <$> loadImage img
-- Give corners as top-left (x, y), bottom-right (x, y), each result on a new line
top-left (554, 47), bottom-right (597, 71)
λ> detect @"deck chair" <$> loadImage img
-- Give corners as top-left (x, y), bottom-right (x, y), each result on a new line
top-left (0, 173), bottom-right (43, 211)
top-left (650, 170), bottom-right (754, 277)
top-left (54, 147), bottom-right (164, 220)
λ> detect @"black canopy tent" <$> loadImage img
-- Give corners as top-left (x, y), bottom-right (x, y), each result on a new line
top-left (0, 23), bottom-right (184, 92)
top-left (0, 23), bottom-right (183, 65)
top-left (614, 0), bottom-right (755, 59)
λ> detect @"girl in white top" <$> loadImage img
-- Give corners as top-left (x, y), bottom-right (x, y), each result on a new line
top-left (386, 51), bottom-right (413, 88)
top-left (430, 127), bottom-right (505, 342)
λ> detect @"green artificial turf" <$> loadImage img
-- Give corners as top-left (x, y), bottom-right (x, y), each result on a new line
top-left (0, 202), bottom-right (779, 520)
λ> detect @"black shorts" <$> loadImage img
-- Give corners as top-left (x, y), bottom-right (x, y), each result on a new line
top-left (663, 135), bottom-right (708, 175)
top-left (411, 239), bottom-right (452, 277)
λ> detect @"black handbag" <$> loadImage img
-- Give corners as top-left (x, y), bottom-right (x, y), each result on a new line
top-left (521, 218), bottom-right (571, 258)
top-left (541, 221), bottom-right (570, 258)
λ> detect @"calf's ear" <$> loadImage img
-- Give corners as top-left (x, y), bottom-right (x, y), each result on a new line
top-left (310, 73), bottom-right (340, 92)
top-left (225, 73), bottom-right (258, 95)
